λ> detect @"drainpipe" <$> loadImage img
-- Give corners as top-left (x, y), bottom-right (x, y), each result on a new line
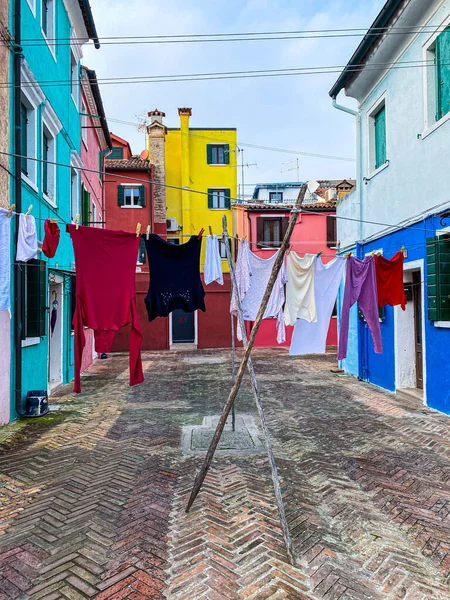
top-left (13, 0), bottom-right (25, 417)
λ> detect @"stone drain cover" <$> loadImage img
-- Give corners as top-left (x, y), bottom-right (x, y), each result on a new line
top-left (182, 414), bottom-right (265, 455)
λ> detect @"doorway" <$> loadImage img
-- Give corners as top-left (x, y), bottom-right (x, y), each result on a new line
top-left (48, 277), bottom-right (64, 391)
top-left (412, 271), bottom-right (423, 390)
top-left (171, 309), bottom-right (195, 344)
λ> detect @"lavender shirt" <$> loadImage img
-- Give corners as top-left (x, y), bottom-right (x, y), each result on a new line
top-left (338, 255), bottom-right (382, 360)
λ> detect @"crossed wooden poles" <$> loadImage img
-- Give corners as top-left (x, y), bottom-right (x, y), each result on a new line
top-left (186, 184), bottom-right (307, 565)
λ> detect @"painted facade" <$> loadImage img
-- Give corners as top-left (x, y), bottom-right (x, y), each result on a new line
top-left (330, 0), bottom-right (450, 413)
top-left (147, 107), bottom-right (239, 349)
top-left (232, 180), bottom-right (351, 347)
top-left (9, 0), bottom-right (100, 421)
top-left (0, 0), bottom-right (10, 424)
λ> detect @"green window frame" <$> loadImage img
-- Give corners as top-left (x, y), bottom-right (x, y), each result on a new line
top-left (42, 132), bottom-right (49, 195)
top-left (436, 27), bottom-right (450, 121)
top-left (20, 103), bottom-right (28, 176)
top-left (22, 259), bottom-right (47, 339)
top-left (81, 186), bottom-right (91, 225)
top-left (427, 234), bottom-right (450, 321)
top-left (206, 144), bottom-right (230, 165)
top-left (207, 188), bottom-right (231, 209)
top-left (374, 105), bottom-right (387, 169)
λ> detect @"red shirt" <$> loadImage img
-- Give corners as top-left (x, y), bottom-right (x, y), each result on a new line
top-left (375, 251), bottom-right (406, 310)
top-left (42, 219), bottom-right (60, 258)
top-left (67, 225), bottom-right (144, 392)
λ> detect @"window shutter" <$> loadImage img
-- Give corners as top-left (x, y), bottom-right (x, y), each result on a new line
top-left (281, 217), bottom-right (289, 240)
top-left (436, 27), bottom-right (450, 120)
top-left (206, 144), bottom-right (212, 165)
top-left (24, 259), bottom-right (46, 338)
top-left (256, 217), bottom-right (264, 248)
top-left (118, 184), bottom-right (125, 206)
top-left (138, 237), bottom-right (146, 263)
top-left (38, 261), bottom-right (46, 337)
top-left (326, 215), bottom-right (337, 247)
top-left (224, 189), bottom-right (231, 209)
top-left (82, 188), bottom-right (91, 225)
top-left (374, 106), bottom-right (386, 169)
top-left (224, 144), bottom-right (230, 164)
top-left (109, 147), bottom-right (124, 159)
top-left (427, 235), bottom-right (450, 321)
top-left (139, 185), bottom-right (146, 207)
top-left (20, 103), bottom-right (28, 175)
top-left (207, 188), bottom-right (214, 209)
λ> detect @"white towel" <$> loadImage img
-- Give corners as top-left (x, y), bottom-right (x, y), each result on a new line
top-left (0, 208), bottom-right (11, 310)
top-left (16, 213), bottom-right (38, 262)
top-left (204, 235), bottom-right (224, 285)
top-left (284, 252), bottom-right (317, 326)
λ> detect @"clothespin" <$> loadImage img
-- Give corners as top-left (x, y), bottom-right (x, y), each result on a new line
top-left (136, 222), bottom-right (141, 237)
top-left (344, 252), bottom-right (352, 259)
top-left (75, 214), bottom-right (80, 230)
top-left (198, 228), bottom-right (204, 239)
top-left (371, 250), bottom-right (375, 256)
top-left (209, 225), bottom-right (213, 236)
top-left (146, 225), bottom-right (150, 240)
top-left (316, 251), bottom-right (323, 257)
top-left (25, 204), bottom-right (33, 217)
top-left (401, 245), bottom-right (405, 253)
top-left (49, 218), bottom-right (58, 224)
top-left (6, 204), bottom-right (15, 218)
top-left (242, 235), bottom-right (247, 242)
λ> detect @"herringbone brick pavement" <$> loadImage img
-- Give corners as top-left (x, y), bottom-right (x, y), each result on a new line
top-left (1, 349), bottom-right (450, 598)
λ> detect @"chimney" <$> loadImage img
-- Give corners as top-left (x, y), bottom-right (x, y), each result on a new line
top-left (147, 109), bottom-right (167, 232)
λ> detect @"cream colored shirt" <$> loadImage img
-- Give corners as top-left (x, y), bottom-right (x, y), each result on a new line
top-left (284, 252), bottom-right (317, 326)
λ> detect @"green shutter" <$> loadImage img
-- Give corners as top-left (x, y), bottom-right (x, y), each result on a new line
top-left (427, 235), bottom-right (450, 321)
top-left (224, 144), bottom-right (230, 164)
top-left (208, 188), bottom-right (214, 209)
top-left (82, 187), bottom-right (91, 225)
top-left (139, 185), bottom-right (146, 207)
top-left (224, 189), bottom-right (231, 209)
top-left (118, 184), bottom-right (125, 206)
top-left (139, 238), bottom-right (146, 264)
top-left (24, 260), bottom-right (47, 338)
top-left (436, 27), bottom-right (450, 120)
top-left (374, 105), bottom-right (386, 169)
top-left (206, 144), bottom-right (213, 165)
top-left (20, 103), bottom-right (28, 175)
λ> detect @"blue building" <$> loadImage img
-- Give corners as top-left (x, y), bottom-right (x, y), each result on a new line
top-left (5, 0), bottom-right (101, 422)
top-left (330, 0), bottom-right (450, 413)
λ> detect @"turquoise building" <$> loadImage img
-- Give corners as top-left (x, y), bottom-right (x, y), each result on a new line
top-left (9, 0), bottom-right (100, 420)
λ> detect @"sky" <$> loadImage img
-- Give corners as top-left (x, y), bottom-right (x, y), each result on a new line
top-left (84, 0), bottom-right (386, 194)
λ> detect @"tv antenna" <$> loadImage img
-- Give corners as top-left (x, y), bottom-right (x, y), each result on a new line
top-left (281, 158), bottom-right (300, 182)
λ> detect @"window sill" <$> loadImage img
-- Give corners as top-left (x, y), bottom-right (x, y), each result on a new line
top-left (434, 321), bottom-right (450, 329)
top-left (209, 208), bottom-right (229, 211)
top-left (41, 31), bottom-right (57, 61)
top-left (22, 337), bottom-right (41, 348)
top-left (43, 193), bottom-right (57, 208)
top-left (422, 112), bottom-right (450, 140)
top-left (365, 161), bottom-right (389, 182)
top-left (208, 164), bottom-right (229, 167)
top-left (21, 172), bottom-right (39, 194)
top-left (120, 205), bottom-right (143, 209)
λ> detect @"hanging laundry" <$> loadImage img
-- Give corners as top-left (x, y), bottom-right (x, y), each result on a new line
top-left (231, 240), bottom-right (287, 344)
top-left (0, 208), bottom-right (11, 311)
top-left (144, 234), bottom-right (206, 321)
top-left (204, 235), bottom-right (224, 285)
top-left (375, 251), bottom-right (406, 310)
top-left (290, 256), bottom-right (344, 355)
top-left (42, 219), bottom-right (60, 258)
top-left (338, 255), bottom-right (382, 360)
top-left (50, 297), bottom-right (58, 335)
top-left (67, 225), bottom-right (144, 393)
top-left (284, 252), bottom-right (317, 326)
top-left (16, 213), bottom-right (38, 262)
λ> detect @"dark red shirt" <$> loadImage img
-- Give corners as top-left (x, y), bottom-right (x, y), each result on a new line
top-left (375, 251), bottom-right (406, 310)
top-left (67, 224), bottom-right (144, 392)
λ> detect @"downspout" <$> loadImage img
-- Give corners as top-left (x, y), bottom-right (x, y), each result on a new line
top-left (13, 0), bottom-right (25, 417)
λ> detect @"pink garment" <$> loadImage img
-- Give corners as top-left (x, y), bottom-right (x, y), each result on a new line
top-left (338, 255), bottom-right (382, 360)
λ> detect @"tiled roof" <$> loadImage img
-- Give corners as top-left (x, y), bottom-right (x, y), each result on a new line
top-left (105, 156), bottom-right (152, 170)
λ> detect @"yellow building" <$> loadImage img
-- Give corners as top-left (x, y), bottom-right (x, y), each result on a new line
top-left (147, 107), bottom-right (237, 272)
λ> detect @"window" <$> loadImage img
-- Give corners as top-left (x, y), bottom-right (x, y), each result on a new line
top-left (81, 185), bottom-right (91, 225)
top-left (326, 215), bottom-right (337, 248)
top-left (256, 216), bottom-right (289, 248)
top-left (81, 101), bottom-right (88, 147)
top-left (70, 275), bottom-right (76, 332)
top-left (70, 168), bottom-right (79, 222)
top-left (41, 121), bottom-right (56, 204)
top-left (20, 103), bottom-right (28, 175)
top-left (70, 51), bottom-right (78, 105)
top-left (118, 185), bottom-right (146, 207)
top-left (368, 98), bottom-right (387, 173)
top-left (42, 133), bottom-right (48, 194)
top-left (20, 95), bottom-right (37, 186)
top-left (206, 144), bottom-right (230, 165)
top-left (22, 259), bottom-right (46, 339)
top-left (426, 27), bottom-right (450, 125)
top-left (108, 147), bottom-right (124, 159)
top-left (41, 0), bottom-right (55, 54)
top-left (91, 202), bottom-right (96, 227)
top-left (218, 239), bottom-right (230, 259)
top-left (207, 188), bottom-right (231, 209)
top-left (269, 192), bottom-right (283, 203)
top-left (427, 234), bottom-right (450, 321)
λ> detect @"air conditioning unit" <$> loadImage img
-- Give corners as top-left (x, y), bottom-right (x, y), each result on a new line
top-left (166, 218), bottom-right (179, 232)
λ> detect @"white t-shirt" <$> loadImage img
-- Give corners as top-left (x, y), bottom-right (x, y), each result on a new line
top-left (16, 214), bottom-right (38, 262)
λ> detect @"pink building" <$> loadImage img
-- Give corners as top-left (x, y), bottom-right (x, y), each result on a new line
top-left (79, 67), bottom-right (112, 371)
top-left (232, 181), bottom-right (354, 348)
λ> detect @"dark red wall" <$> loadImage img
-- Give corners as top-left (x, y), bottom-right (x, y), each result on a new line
top-left (104, 168), bottom-right (153, 235)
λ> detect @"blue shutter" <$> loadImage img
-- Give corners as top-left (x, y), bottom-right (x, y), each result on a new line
top-left (436, 27), bottom-right (450, 120)
top-left (374, 106), bottom-right (386, 169)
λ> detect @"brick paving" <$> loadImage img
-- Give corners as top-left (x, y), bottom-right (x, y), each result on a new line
top-left (2, 349), bottom-right (450, 598)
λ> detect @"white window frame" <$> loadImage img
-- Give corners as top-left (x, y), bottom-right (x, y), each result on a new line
top-left (41, 101), bottom-right (61, 207)
top-left (366, 92), bottom-right (388, 179)
top-left (25, 0), bottom-right (36, 17)
top-left (121, 184), bottom-right (142, 208)
top-left (81, 100), bottom-right (88, 148)
top-left (20, 65), bottom-right (45, 192)
top-left (41, 0), bottom-right (56, 60)
top-left (422, 15), bottom-right (450, 138)
top-left (210, 189), bottom-right (226, 209)
top-left (91, 201), bottom-right (96, 227)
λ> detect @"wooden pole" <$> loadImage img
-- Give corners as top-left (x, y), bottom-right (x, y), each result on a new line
top-left (186, 185), bottom-right (307, 553)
